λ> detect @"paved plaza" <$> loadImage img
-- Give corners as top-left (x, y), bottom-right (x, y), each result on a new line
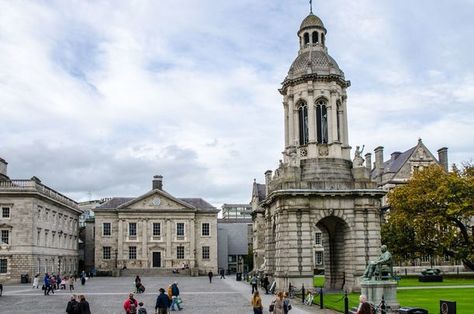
top-left (0, 276), bottom-right (332, 314)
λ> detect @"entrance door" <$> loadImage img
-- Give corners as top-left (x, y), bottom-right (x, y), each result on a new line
top-left (152, 252), bottom-right (161, 268)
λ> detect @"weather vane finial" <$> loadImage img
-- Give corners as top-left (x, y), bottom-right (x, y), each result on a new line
top-left (309, 0), bottom-right (313, 14)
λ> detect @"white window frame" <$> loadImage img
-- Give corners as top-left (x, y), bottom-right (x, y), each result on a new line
top-left (201, 223), bottom-right (210, 237)
top-left (103, 222), bottom-right (111, 236)
top-left (129, 222), bottom-right (137, 239)
top-left (0, 229), bottom-right (9, 245)
top-left (202, 246), bottom-right (210, 260)
top-left (152, 222), bottom-right (161, 239)
top-left (176, 246), bottom-right (184, 259)
top-left (1, 206), bottom-right (10, 219)
top-left (129, 246), bottom-right (137, 260)
top-left (0, 258), bottom-right (7, 273)
top-left (315, 232), bottom-right (322, 245)
top-left (315, 251), bottom-right (323, 265)
top-left (176, 222), bottom-right (185, 240)
top-left (103, 246), bottom-right (111, 260)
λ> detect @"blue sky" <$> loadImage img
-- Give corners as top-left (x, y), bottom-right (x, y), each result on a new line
top-left (1, 0), bottom-right (473, 206)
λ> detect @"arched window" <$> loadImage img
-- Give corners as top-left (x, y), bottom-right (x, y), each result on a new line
top-left (304, 33), bottom-right (310, 45)
top-left (316, 99), bottom-right (328, 144)
top-left (312, 31), bottom-right (319, 43)
top-left (298, 101), bottom-right (309, 145)
top-left (321, 33), bottom-right (325, 46)
top-left (336, 100), bottom-right (342, 142)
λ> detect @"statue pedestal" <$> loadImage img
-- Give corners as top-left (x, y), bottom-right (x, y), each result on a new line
top-left (361, 280), bottom-right (400, 313)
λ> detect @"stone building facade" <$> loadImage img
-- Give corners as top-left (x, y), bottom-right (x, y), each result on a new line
top-left (0, 158), bottom-right (81, 283)
top-left (94, 176), bottom-right (218, 275)
top-left (254, 11), bottom-right (385, 292)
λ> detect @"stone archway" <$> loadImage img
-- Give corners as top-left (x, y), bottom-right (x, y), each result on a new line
top-left (315, 215), bottom-right (354, 291)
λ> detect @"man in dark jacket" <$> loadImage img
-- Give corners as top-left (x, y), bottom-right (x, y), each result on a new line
top-left (66, 294), bottom-right (80, 314)
top-left (155, 288), bottom-right (170, 314)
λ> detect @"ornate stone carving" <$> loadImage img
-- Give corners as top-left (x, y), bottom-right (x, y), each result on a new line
top-left (300, 147), bottom-right (308, 157)
top-left (318, 145), bottom-right (329, 156)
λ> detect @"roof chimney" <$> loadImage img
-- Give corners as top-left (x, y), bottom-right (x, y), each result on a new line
top-left (364, 153), bottom-right (372, 172)
top-left (264, 170), bottom-right (273, 196)
top-left (437, 147), bottom-right (448, 171)
top-left (0, 157), bottom-right (8, 181)
top-left (152, 175), bottom-right (163, 190)
top-left (374, 146), bottom-right (384, 183)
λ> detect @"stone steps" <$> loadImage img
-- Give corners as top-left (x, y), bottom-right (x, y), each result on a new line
top-left (120, 268), bottom-right (194, 277)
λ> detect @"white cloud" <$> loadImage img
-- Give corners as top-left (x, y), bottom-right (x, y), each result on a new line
top-left (1, 1), bottom-right (473, 207)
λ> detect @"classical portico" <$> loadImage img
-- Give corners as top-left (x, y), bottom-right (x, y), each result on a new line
top-left (257, 9), bottom-right (385, 292)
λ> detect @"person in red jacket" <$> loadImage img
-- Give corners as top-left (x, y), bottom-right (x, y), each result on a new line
top-left (123, 292), bottom-right (138, 314)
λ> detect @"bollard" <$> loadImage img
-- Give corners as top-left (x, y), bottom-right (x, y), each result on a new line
top-left (381, 295), bottom-right (386, 314)
top-left (301, 284), bottom-right (305, 303)
top-left (344, 290), bottom-right (349, 314)
top-left (320, 287), bottom-right (324, 309)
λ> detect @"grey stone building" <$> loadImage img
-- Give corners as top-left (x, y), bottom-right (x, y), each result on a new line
top-left (94, 176), bottom-right (219, 275)
top-left (0, 157), bottom-right (81, 283)
top-left (254, 11), bottom-right (385, 292)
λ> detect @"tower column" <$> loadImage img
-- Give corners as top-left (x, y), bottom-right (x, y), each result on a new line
top-left (291, 99), bottom-right (299, 146)
top-left (307, 93), bottom-right (316, 143)
top-left (329, 92), bottom-right (338, 144)
top-left (284, 101), bottom-right (289, 148)
top-left (342, 96), bottom-right (349, 145)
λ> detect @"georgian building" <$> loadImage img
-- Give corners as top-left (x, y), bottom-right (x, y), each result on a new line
top-left (0, 157), bottom-right (81, 283)
top-left (94, 176), bottom-right (218, 275)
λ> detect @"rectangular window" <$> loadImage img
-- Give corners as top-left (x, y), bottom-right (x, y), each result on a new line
top-left (129, 223), bottom-right (137, 238)
top-left (201, 223), bottom-right (210, 236)
top-left (153, 223), bottom-right (161, 237)
top-left (315, 232), bottom-right (322, 245)
top-left (1, 207), bottom-right (10, 218)
top-left (176, 246), bottom-right (184, 259)
top-left (315, 251), bottom-right (323, 265)
top-left (103, 246), bottom-right (111, 260)
top-left (202, 246), bottom-right (210, 260)
top-left (129, 246), bottom-right (137, 260)
top-left (176, 223), bottom-right (184, 239)
top-left (1, 230), bottom-right (9, 245)
top-left (103, 222), bottom-right (111, 236)
top-left (0, 259), bottom-right (7, 273)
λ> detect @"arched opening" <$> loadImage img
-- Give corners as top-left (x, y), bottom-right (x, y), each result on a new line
top-left (315, 99), bottom-right (328, 144)
top-left (312, 31), bottom-right (319, 44)
top-left (321, 33), bottom-right (325, 46)
top-left (298, 101), bottom-right (309, 145)
top-left (304, 33), bottom-right (310, 45)
top-left (315, 216), bottom-right (353, 290)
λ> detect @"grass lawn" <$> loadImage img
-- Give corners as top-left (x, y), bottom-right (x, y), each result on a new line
top-left (311, 276), bottom-right (474, 313)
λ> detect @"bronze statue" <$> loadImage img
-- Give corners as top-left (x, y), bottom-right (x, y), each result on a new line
top-left (363, 245), bottom-right (393, 280)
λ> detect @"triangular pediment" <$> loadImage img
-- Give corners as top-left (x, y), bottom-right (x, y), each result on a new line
top-left (117, 189), bottom-right (196, 211)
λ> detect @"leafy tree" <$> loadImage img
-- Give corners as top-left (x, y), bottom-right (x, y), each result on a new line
top-left (382, 163), bottom-right (474, 270)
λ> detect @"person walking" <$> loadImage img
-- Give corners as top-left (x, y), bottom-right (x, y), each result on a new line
top-left (66, 294), bottom-right (80, 314)
top-left (283, 292), bottom-right (292, 313)
top-left (32, 273), bottom-right (39, 289)
top-left (250, 275), bottom-right (258, 294)
top-left (43, 273), bottom-right (51, 296)
top-left (170, 281), bottom-right (182, 311)
top-left (124, 292), bottom-right (138, 314)
top-left (49, 275), bottom-right (56, 294)
top-left (155, 288), bottom-right (170, 314)
top-left (134, 275), bottom-right (142, 292)
top-left (251, 291), bottom-right (263, 314)
top-left (262, 275), bottom-right (269, 294)
top-left (208, 271), bottom-right (213, 283)
top-left (78, 295), bottom-right (91, 314)
top-left (270, 292), bottom-right (285, 314)
top-left (69, 275), bottom-right (75, 291)
top-left (219, 269), bottom-right (226, 279)
top-left (80, 271), bottom-right (86, 286)
top-left (138, 302), bottom-right (148, 314)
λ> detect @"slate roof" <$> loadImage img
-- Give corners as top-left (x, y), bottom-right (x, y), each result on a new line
top-left (252, 182), bottom-right (266, 202)
top-left (370, 146), bottom-right (416, 179)
top-left (287, 50), bottom-right (344, 80)
top-left (96, 196), bottom-right (217, 212)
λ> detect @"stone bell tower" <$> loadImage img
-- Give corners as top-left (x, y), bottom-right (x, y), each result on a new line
top-left (260, 9), bottom-right (385, 293)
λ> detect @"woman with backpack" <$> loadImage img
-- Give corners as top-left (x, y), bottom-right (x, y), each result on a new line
top-left (124, 292), bottom-right (138, 314)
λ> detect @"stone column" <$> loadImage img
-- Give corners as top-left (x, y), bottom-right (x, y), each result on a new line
top-left (142, 219), bottom-right (148, 267)
top-left (341, 96), bottom-right (349, 145)
top-left (288, 96), bottom-right (295, 146)
top-left (307, 94), bottom-right (316, 143)
top-left (189, 219), bottom-right (196, 267)
top-left (329, 92), bottom-right (338, 144)
top-left (283, 100), bottom-right (289, 148)
top-left (166, 219), bottom-right (172, 267)
top-left (118, 219), bottom-right (123, 263)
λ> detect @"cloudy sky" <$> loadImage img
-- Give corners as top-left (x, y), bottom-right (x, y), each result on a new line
top-left (1, 0), bottom-right (473, 207)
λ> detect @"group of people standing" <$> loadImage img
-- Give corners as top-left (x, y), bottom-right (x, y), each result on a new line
top-left (249, 274), bottom-right (291, 314)
top-left (40, 273), bottom-right (76, 295)
top-left (66, 294), bottom-right (92, 314)
top-left (123, 281), bottom-right (183, 314)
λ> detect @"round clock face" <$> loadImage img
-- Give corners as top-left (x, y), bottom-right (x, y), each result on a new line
top-left (152, 197), bottom-right (161, 206)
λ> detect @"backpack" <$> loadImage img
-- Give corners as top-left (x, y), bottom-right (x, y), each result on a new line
top-left (138, 308), bottom-right (147, 314)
